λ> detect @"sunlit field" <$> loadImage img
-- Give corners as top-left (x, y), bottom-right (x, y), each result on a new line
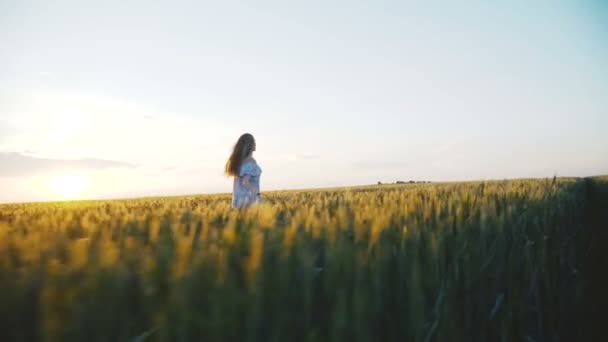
top-left (1, 177), bottom-right (606, 341)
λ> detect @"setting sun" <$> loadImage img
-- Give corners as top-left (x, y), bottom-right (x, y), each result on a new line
top-left (48, 174), bottom-right (89, 200)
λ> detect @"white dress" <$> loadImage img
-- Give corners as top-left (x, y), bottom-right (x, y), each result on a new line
top-left (232, 160), bottom-right (262, 208)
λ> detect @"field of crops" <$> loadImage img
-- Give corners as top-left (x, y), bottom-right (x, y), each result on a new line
top-left (0, 177), bottom-right (605, 342)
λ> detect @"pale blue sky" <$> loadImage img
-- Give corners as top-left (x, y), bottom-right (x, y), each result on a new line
top-left (0, 0), bottom-right (607, 202)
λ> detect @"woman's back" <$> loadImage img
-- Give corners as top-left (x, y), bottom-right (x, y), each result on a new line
top-left (225, 133), bottom-right (262, 209)
top-left (232, 159), bottom-right (262, 208)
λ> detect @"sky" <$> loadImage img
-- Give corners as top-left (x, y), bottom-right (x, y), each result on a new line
top-left (1, 0), bottom-right (607, 203)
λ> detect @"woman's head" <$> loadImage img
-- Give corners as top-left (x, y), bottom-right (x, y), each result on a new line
top-left (225, 133), bottom-right (256, 176)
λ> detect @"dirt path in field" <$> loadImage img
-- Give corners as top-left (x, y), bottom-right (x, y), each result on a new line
top-left (579, 178), bottom-right (608, 340)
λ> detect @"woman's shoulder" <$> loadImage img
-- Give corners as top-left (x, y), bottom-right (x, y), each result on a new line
top-left (242, 157), bottom-right (258, 167)
top-left (239, 158), bottom-right (261, 176)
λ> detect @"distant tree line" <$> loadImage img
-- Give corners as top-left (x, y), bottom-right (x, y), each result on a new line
top-left (377, 180), bottom-right (431, 185)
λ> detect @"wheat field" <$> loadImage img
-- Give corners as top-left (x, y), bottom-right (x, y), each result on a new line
top-left (0, 177), bottom-right (605, 341)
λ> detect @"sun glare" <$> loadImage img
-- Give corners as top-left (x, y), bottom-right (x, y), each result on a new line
top-left (48, 174), bottom-right (89, 200)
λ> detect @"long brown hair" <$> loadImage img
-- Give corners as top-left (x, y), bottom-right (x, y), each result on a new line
top-left (225, 133), bottom-right (256, 177)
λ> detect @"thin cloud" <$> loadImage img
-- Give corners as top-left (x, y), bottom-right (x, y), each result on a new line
top-left (0, 121), bottom-right (15, 144)
top-left (297, 154), bottom-right (321, 160)
top-left (286, 154), bottom-right (321, 162)
top-left (352, 161), bottom-right (409, 169)
top-left (0, 152), bottom-right (137, 178)
top-left (434, 138), bottom-right (465, 153)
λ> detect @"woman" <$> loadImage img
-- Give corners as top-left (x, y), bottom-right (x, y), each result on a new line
top-left (225, 133), bottom-right (262, 209)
